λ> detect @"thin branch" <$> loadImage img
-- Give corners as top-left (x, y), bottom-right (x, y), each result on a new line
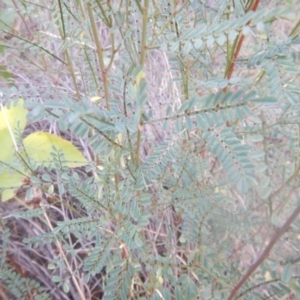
top-left (228, 201), bottom-right (300, 300)
top-left (87, 4), bottom-right (110, 110)
top-left (224, 0), bottom-right (260, 81)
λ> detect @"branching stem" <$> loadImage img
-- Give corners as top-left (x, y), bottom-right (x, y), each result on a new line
top-left (224, 0), bottom-right (260, 81)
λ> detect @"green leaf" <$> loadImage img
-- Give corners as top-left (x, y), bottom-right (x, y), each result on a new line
top-left (182, 277), bottom-right (198, 299)
top-left (289, 280), bottom-right (300, 293)
top-left (281, 263), bottom-right (292, 283)
top-left (182, 41), bottom-right (193, 54)
top-left (51, 275), bottom-right (62, 283)
top-left (247, 135), bottom-right (264, 142)
top-left (42, 173), bottom-right (52, 182)
top-left (285, 91), bottom-right (298, 104)
top-left (251, 96), bottom-right (277, 104)
top-left (47, 264), bottom-right (56, 270)
top-left (22, 132), bottom-right (88, 168)
top-left (63, 282), bottom-right (70, 293)
top-left (175, 286), bottom-right (184, 300)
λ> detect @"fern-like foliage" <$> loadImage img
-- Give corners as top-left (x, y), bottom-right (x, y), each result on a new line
top-left (1, 0), bottom-right (300, 299)
top-left (0, 266), bottom-right (50, 300)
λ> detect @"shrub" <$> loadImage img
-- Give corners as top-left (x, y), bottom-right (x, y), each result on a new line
top-left (0, 0), bottom-right (300, 299)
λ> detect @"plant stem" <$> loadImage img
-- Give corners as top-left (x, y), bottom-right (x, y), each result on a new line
top-left (0, 29), bottom-right (66, 65)
top-left (64, 49), bottom-right (81, 99)
top-left (95, 0), bottom-right (112, 27)
top-left (260, 112), bottom-right (273, 217)
top-left (135, 0), bottom-right (149, 168)
top-left (43, 212), bottom-right (86, 300)
top-left (224, 0), bottom-right (260, 81)
top-left (139, 0), bottom-right (149, 66)
top-left (51, 3), bottom-right (81, 100)
top-left (87, 4), bottom-right (110, 110)
top-left (289, 18), bottom-right (300, 38)
top-left (148, 1), bottom-right (188, 49)
top-left (228, 201), bottom-right (300, 300)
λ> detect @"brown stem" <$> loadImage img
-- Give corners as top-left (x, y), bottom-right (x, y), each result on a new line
top-left (228, 202), bottom-right (300, 300)
top-left (225, 0), bottom-right (260, 81)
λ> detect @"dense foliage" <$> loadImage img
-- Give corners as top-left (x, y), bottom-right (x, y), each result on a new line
top-left (0, 0), bottom-right (300, 299)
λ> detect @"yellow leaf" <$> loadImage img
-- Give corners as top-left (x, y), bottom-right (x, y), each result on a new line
top-left (264, 271), bottom-right (272, 281)
top-left (0, 98), bottom-right (27, 134)
top-left (22, 132), bottom-right (88, 168)
top-left (90, 96), bottom-right (101, 102)
top-left (0, 99), bottom-right (27, 155)
top-left (136, 70), bottom-right (145, 87)
top-left (0, 99), bottom-right (29, 201)
top-left (0, 129), bottom-right (14, 163)
top-left (120, 156), bottom-right (125, 168)
top-left (116, 133), bottom-right (122, 144)
top-left (0, 169), bottom-right (26, 202)
top-left (80, 31), bottom-right (85, 40)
